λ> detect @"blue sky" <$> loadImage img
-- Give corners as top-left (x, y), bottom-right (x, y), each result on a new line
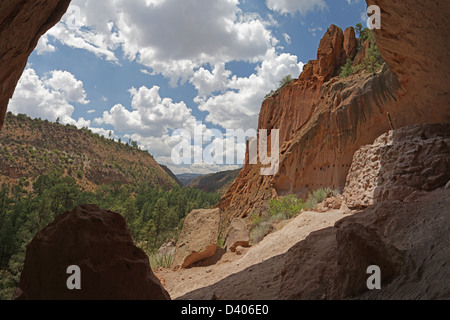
top-left (9, 0), bottom-right (368, 174)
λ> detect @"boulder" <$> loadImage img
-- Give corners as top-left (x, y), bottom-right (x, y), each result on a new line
top-left (173, 209), bottom-right (221, 268)
top-left (344, 123), bottom-right (450, 209)
top-left (325, 195), bottom-right (343, 210)
top-left (225, 219), bottom-right (250, 252)
top-left (15, 204), bottom-right (170, 300)
top-left (279, 188), bottom-right (450, 300)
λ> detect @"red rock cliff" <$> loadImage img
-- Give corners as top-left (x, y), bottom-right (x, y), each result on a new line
top-left (0, 0), bottom-right (71, 130)
top-left (219, 0), bottom-right (450, 219)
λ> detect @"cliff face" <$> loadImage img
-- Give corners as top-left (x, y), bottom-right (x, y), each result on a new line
top-left (0, 0), bottom-right (71, 130)
top-left (176, 124), bottom-right (450, 300)
top-left (366, 0), bottom-right (450, 126)
top-left (219, 0), bottom-right (450, 219)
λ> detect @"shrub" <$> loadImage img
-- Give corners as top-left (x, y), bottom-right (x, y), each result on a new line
top-left (148, 251), bottom-right (174, 270)
top-left (265, 90), bottom-right (275, 99)
top-left (364, 43), bottom-right (383, 74)
top-left (249, 195), bottom-right (303, 245)
top-left (279, 75), bottom-right (294, 88)
top-left (304, 188), bottom-right (338, 210)
top-left (250, 222), bottom-right (273, 245)
top-left (352, 63), bottom-right (365, 74)
top-left (269, 194), bottom-right (303, 220)
top-left (217, 237), bottom-right (225, 249)
top-left (0, 270), bottom-right (15, 301)
top-left (340, 59), bottom-right (354, 78)
top-left (264, 75), bottom-right (295, 100)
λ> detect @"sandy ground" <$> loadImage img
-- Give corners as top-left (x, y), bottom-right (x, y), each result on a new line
top-left (154, 209), bottom-right (351, 300)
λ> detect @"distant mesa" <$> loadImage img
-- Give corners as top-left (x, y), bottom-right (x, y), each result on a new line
top-left (176, 173), bottom-right (204, 186)
top-left (186, 169), bottom-right (241, 195)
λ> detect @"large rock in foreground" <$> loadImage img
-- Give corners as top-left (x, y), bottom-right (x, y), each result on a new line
top-left (0, 0), bottom-right (71, 130)
top-left (15, 204), bottom-right (170, 300)
top-left (173, 209), bottom-right (220, 268)
top-left (279, 124), bottom-right (450, 299)
top-left (279, 187), bottom-right (450, 300)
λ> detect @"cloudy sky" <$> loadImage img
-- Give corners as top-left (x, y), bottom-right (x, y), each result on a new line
top-left (9, 0), bottom-right (368, 174)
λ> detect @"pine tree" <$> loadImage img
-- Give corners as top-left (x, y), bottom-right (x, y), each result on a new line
top-left (340, 59), bottom-right (354, 78)
top-left (152, 198), bottom-right (169, 241)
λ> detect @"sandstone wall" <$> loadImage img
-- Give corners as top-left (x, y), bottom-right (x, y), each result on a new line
top-left (344, 123), bottom-right (450, 209)
top-left (219, 0), bottom-right (450, 219)
top-left (0, 0), bottom-right (71, 130)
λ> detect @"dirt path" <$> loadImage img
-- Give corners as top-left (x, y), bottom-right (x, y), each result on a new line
top-left (155, 209), bottom-right (350, 300)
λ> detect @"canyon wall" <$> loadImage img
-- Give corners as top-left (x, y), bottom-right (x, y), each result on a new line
top-left (0, 0), bottom-right (71, 130)
top-left (219, 0), bottom-right (450, 219)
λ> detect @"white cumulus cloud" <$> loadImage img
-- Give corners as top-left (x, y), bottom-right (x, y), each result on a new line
top-left (193, 49), bottom-right (304, 130)
top-left (47, 0), bottom-right (277, 86)
top-left (266, 0), bottom-right (327, 15)
top-left (95, 85), bottom-right (197, 137)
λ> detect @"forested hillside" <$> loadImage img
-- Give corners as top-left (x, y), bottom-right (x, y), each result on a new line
top-left (0, 113), bottom-right (221, 299)
top-left (0, 112), bottom-right (176, 191)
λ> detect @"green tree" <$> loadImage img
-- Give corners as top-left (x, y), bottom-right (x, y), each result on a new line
top-left (365, 43), bottom-right (383, 74)
top-left (279, 75), bottom-right (294, 88)
top-left (140, 219), bottom-right (157, 251)
top-left (355, 23), bottom-right (363, 38)
top-left (152, 198), bottom-right (169, 240)
top-left (340, 59), bottom-right (354, 78)
top-left (269, 195), bottom-right (304, 220)
top-left (122, 197), bottom-right (138, 236)
top-left (176, 195), bottom-right (187, 219)
top-left (140, 201), bottom-right (154, 223)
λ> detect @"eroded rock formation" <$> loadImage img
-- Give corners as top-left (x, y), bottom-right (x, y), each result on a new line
top-left (15, 205), bottom-right (170, 300)
top-left (279, 124), bottom-right (449, 300)
top-left (279, 187), bottom-right (450, 300)
top-left (179, 124), bottom-right (450, 300)
top-left (344, 123), bottom-right (450, 209)
top-left (219, 0), bottom-right (450, 220)
top-left (0, 0), bottom-right (71, 130)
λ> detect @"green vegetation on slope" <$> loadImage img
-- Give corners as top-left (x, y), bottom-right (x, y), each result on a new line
top-left (265, 74), bottom-right (295, 99)
top-left (249, 188), bottom-right (338, 244)
top-left (340, 24), bottom-right (384, 78)
top-left (0, 112), bottom-right (177, 191)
